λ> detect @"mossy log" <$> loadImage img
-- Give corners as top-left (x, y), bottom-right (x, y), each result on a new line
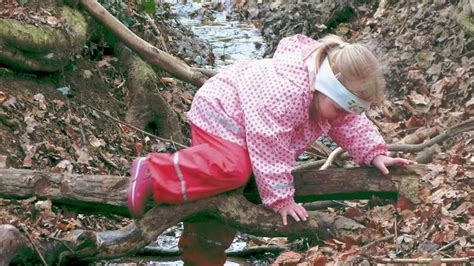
top-left (0, 5), bottom-right (88, 72)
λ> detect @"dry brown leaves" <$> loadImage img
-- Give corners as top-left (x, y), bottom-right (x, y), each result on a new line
top-left (0, 1), bottom-right (65, 28)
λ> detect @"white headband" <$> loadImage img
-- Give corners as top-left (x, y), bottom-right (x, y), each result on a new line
top-left (311, 56), bottom-right (371, 114)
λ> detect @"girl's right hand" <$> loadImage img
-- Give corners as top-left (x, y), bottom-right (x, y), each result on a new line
top-left (278, 203), bottom-right (308, 225)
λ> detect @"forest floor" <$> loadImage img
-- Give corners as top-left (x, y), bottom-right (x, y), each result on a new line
top-left (0, 1), bottom-right (472, 265)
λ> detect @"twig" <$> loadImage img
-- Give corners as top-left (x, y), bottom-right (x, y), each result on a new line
top-left (294, 159), bottom-right (325, 171)
top-left (360, 234), bottom-right (394, 254)
top-left (394, 217), bottom-right (399, 253)
top-left (320, 147), bottom-right (344, 170)
top-left (77, 99), bottom-right (188, 149)
top-left (169, 135), bottom-right (178, 151)
top-left (78, 122), bottom-right (87, 146)
top-left (366, 113), bottom-right (383, 132)
top-left (373, 257), bottom-right (472, 263)
top-left (395, 3), bottom-right (410, 35)
top-left (98, 150), bottom-right (119, 169)
top-left (330, 200), bottom-right (353, 208)
top-left (19, 224), bottom-right (48, 266)
top-left (48, 236), bottom-right (75, 254)
top-left (433, 234), bottom-right (474, 255)
top-left (145, 13), bottom-right (169, 53)
top-left (310, 141), bottom-right (332, 157)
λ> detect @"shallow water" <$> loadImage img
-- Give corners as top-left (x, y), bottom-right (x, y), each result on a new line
top-left (165, 0), bottom-right (266, 69)
top-left (107, 1), bottom-right (268, 265)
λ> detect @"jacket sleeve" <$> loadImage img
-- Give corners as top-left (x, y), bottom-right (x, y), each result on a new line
top-left (328, 114), bottom-right (388, 165)
top-left (245, 94), bottom-right (306, 212)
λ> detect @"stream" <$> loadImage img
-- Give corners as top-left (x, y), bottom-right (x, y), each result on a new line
top-left (106, 1), bottom-right (268, 265)
top-left (166, 0), bottom-right (266, 69)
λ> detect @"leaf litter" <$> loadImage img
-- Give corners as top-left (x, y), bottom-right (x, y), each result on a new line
top-left (0, 0), bottom-right (472, 264)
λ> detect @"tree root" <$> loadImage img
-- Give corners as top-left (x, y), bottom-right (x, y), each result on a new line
top-left (0, 6), bottom-right (88, 72)
top-left (116, 43), bottom-right (184, 144)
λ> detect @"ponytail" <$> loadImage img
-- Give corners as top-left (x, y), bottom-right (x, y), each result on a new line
top-left (312, 35), bottom-right (386, 104)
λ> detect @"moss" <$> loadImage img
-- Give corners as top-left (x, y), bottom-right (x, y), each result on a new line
top-left (129, 56), bottom-right (158, 85)
top-left (0, 6), bottom-right (89, 72)
top-left (0, 6), bottom-right (87, 53)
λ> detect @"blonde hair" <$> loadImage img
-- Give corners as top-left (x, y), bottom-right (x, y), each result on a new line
top-left (312, 34), bottom-right (385, 103)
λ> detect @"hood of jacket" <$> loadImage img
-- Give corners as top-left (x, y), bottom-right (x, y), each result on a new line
top-left (272, 34), bottom-right (321, 89)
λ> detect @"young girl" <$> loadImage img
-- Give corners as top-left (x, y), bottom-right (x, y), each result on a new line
top-left (127, 34), bottom-right (413, 264)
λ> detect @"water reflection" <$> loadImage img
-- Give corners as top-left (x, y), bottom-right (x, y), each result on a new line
top-left (164, 0), bottom-right (266, 69)
top-left (117, 2), bottom-right (269, 265)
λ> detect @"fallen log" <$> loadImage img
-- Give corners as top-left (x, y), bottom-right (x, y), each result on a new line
top-left (0, 165), bottom-right (425, 214)
top-left (0, 165), bottom-right (425, 263)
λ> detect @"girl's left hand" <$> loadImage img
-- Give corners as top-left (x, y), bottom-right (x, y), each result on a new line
top-left (372, 154), bottom-right (416, 175)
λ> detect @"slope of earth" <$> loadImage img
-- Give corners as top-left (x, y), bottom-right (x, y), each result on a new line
top-left (233, 0), bottom-right (473, 263)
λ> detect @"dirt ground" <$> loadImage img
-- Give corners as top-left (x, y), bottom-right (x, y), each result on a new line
top-left (0, 0), bottom-right (473, 264)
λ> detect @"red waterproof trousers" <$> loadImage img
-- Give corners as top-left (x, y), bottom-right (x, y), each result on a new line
top-left (147, 124), bottom-right (252, 265)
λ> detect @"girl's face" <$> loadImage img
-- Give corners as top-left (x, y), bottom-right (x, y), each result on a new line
top-left (310, 92), bottom-right (350, 121)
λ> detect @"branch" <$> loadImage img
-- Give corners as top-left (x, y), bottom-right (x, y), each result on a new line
top-left (49, 193), bottom-right (338, 261)
top-left (77, 0), bottom-right (209, 87)
top-left (388, 118), bottom-right (474, 152)
top-left (0, 166), bottom-right (423, 212)
top-left (296, 118), bottom-right (473, 171)
top-left (319, 147), bottom-right (344, 170)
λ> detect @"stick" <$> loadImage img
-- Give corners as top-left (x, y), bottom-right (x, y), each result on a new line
top-left (19, 224), bottom-right (48, 266)
top-left (394, 217), bottom-right (399, 253)
top-left (374, 257), bottom-right (472, 263)
top-left (360, 234), bottom-right (394, 254)
top-left (319, 147), bottom-right (344, 170)
top-left (78, 0), bottom-right (208, 87)
top-left (432, 234), bottom-right (474, 255)
top-left (78, 99), bottom-right (188, 149)
top-left (295, 159), bottom-right (325, 171)
top-left (145, 13), bottom-right (169, 53)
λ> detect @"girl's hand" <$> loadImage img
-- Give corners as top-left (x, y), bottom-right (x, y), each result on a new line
top-left (372, 154), bottom-right (416, 175)
top-left (278, 203), bottom-right (308, 226)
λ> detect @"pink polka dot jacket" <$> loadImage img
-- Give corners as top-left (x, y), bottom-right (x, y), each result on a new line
top-left (187, 34), bottom-right (388, 212)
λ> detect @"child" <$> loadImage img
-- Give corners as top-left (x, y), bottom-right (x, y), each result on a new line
top-left (127, 34), bottom-right (413, 265)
